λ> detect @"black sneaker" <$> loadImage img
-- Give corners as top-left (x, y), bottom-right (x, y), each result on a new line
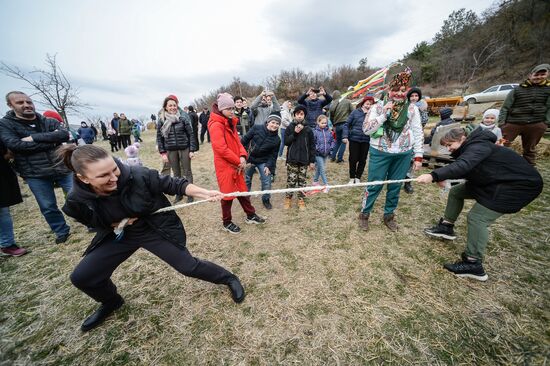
top-left (245, 214), bottom-right (266, 224)
top-left (55, 233), bottom-right (71, 244)
top-left (262, 199), bottom-right (273, 210)
top-left (223, 222), bottom-right (241, 234)
top-left (403, 181), bottom-right (414, 194)
top-left (443, 255), bottom-right (488, 281)
top-left (424, 218), bottom-right (456, 240)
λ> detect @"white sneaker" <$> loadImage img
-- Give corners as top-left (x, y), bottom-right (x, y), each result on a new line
top-left (355, 178), bottom-right (361, 184)
top-left (348, 179), bottom-right (355, 185)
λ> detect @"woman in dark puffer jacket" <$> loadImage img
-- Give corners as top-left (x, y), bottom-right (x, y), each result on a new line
top-left (156, 95), bottom-right (198, 203)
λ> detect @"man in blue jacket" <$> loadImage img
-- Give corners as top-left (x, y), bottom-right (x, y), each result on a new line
top-left (0, 91), bottom-right (72, 243)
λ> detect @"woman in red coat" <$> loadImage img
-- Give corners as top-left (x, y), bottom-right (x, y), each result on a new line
top-left (208, 93), bottom-right (265, 234)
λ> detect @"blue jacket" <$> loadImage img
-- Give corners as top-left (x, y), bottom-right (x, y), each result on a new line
top-left (313, 126), bottom-right (335, 157)
top-left (298, 93), bottom-right (333, 127)
top-left (78, 127), bottom-right (95, 144)
top-left (240, 124), bottom-right (280, 171)
top-left (343, 108), bottom-right (370, 143)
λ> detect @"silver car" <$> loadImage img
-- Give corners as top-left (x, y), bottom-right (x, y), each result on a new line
top-left (464, 84), bottom-right (519, 104)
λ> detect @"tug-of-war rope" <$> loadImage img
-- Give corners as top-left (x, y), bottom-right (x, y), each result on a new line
top-left (114, 178), bottom-right (464, 236)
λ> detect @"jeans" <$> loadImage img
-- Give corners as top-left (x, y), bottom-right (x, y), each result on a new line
top-left (0, 206), bottom-right (15, 248)
top-left (361, 148), bottom-right (412, 215)
top-left (314, 155), bottom-right (328, 185)
top-left (278, 128), bottom-right (286, 157)
top-left (330, 123), bottom-right (346, 161)
top-left (245, 163), bottom-right (272, 201)
top-left (444, 183), bottom-right (503, 260)
top-left (25, 174), bottom-right (72, 238)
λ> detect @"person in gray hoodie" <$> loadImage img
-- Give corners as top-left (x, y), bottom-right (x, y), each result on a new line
top-left (251, 90), bottom-right (280, 126)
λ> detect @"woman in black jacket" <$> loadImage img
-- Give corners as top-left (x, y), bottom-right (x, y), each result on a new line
top-left (59, 144), bottom-right (245, 332)
top-left (157, 95), bottom-right (198, 203)
top-left (417, 128), bottom-right (543, 281)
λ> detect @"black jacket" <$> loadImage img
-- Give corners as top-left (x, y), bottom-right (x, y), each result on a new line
top-left (431, 128), bottom-right (543, 213)
top-left (156, 113), bottom-right (198, 153)
top-left (63, 160), bottom-right (190, 255)
top-left (0, 111), bottom-right (71, 178)
top-left (241, 124), bottom-right (281, 171)
top-left (0, 139), bottom-right (22, 208)
top-left (284, 122), bottom-right (316, 165)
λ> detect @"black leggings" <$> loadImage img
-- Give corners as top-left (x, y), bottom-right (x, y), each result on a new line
top-left (70, 233), bottom-right (235, 304)
top-left (348, 141), bottom-right (370, 179)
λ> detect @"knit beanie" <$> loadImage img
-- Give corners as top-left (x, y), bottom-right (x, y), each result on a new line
top-left (217, 93), bottom-right (235, 111)
top-left (266, 114), bottom-right (282, 124)
top-left (167, 94), bottom-right (179, 104)
top-left (440, 107), bottom-right (453, 120)
top-left (293, 105), bottom-right (308, 117)
top-left (43, 110), bottom-right (63, 123)
top-left (124, 145), bottom-right (138, 158)
top-left (482, 108), bottom-right (500, 121)
top-left (407, 87), bottom-right (422, 102)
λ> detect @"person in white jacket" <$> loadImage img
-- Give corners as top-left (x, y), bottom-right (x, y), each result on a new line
top-left (357, 71), bottom-right (424, 232)
top-left (278, 100), bottom-right (293, 159)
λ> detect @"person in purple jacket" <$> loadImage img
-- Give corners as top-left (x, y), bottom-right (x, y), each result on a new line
top-left (312, 115), bottom-right (335, 191)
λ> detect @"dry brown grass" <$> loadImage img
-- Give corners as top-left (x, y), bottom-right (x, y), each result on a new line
top-left (1, 130), bottom-right (549, 365)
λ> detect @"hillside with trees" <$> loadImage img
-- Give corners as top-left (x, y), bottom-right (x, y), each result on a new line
top-left (193, 0), bottom-right (549, 107)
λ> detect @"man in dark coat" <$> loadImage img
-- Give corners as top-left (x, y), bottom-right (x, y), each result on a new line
top-left (418, 128), bottom-right (543, 281)
top-left (199, 107), bottom-right (210, 143)
top-left (0, 91), bottom-right (72, 243)
top-left (0, 139), bottom-right (28, 256)
top-left (499, 63), bottom-right (550, 165)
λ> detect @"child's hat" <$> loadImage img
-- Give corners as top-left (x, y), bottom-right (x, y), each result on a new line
top-left (217, 93), bottom-right (235, 111)
top-left (266, 114), bottom-right (282, 124)
top-left (124, 145), bottom-right (138, 158)
top-left (292, 105), bottom-right (307, 117)
top-left (483, 108), bottom-right (500, 120)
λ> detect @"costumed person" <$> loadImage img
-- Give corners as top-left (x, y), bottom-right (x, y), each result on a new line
top-left (418, 128), bottom-right (543, 281)
top-left (208, 93), bottom-right (265, 234)
top-left (241, 114), bottom-right (281, 210)
top-left (358, 70), bottom-right (423, 231)
top-left (156, 95), bottom-right (197, 203)
top-left (312, 114), bottom-right (335, 190)
top-left (403, 87), bottom-right (429, 194)
top-left (477, 109), bottom-right (503, 141)
top-left (284, 105), bottom-right (316, 209)
top-left (59, 144), bottom-right (245, 332)
top-left (342, 95), bottom-right (375, 184)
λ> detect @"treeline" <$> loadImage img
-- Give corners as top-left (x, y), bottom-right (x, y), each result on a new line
top-left (404, 0), bottom-right (550, 93)
top-left (192, 63), bottom-right (375, 109)
top-left (193, 0), bottom-right (549, 108)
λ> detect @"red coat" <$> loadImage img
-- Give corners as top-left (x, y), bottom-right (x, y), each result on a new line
top-left (208, 106), bottom-right (248, 200)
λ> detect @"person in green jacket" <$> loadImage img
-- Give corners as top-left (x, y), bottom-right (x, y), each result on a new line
top-left (498, 63), bottom-right (550, 165)
top-left (118, 113), bottom-right (133, 148)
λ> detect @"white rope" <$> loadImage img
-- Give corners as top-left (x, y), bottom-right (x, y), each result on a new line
top-left (153, 178), bottom-right (464, 214)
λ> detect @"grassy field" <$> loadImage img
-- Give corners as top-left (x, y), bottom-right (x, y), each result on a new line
top-left (1, 129), bottom-right (549, 365)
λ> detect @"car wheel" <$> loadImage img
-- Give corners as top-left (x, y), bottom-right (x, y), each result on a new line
top-left (466, 98), bottom-right (476, 104)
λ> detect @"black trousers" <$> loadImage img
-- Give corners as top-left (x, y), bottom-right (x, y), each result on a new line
top-left (70, 233), bottom-right (235, 305)
top-left (200, 124), bottom-right (210, 143)
top-left (348, 141), bottom-right (370, 179)
top-left (120, 135), bottom-right (132, 149)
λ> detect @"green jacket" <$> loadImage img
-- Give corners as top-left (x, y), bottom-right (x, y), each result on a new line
top-left (499, 79), bottom-right (550, 126)
top-left (118, 117), bottom-right (133, 135)
top-left (329, 96), bottom-right (354, 124)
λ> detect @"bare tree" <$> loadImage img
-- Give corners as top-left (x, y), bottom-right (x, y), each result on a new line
top-left (0, 54), bottom-right (89, 126)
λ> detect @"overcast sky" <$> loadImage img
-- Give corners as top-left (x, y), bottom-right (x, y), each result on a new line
top-left (0, 0), bottom-right (495, 123)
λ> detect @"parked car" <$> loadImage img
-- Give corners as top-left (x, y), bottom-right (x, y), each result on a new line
top-left (463, 84), bottom-right (519, 104)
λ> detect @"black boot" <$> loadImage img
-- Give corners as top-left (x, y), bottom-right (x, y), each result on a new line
top-left (173, 195), bottom-right (183, 204)
top-left (81, 295), bottom-right (124, 332)
top-left (189, 260), bottom-right (246, 303)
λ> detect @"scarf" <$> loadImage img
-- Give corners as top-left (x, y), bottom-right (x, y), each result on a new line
top-left (160, 111), bottom-right (180, 138)
top-left (384, 100), bottom-right (409, 142)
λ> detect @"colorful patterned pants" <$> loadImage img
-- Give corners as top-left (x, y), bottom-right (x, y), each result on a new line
top-left (286, 163), bottom-right (308, 198)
